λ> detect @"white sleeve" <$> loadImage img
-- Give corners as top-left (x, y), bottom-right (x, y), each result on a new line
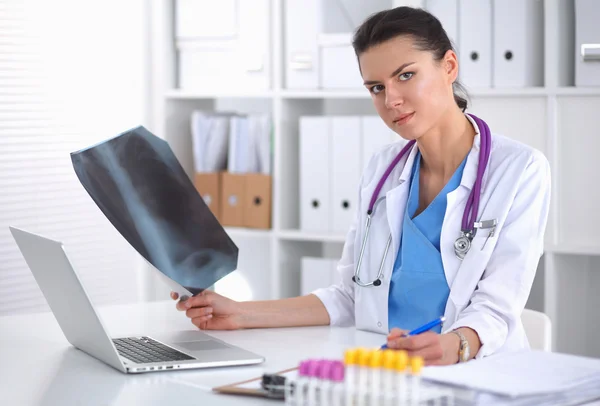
top-left (446, 151), bottom-right (551, 358)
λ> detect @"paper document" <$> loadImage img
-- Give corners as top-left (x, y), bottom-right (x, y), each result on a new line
top-left (422, 350), bottom-right (600, 399)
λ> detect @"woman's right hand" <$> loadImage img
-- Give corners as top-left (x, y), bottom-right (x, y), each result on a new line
top-left (171, 290), bottom-right (244, 331)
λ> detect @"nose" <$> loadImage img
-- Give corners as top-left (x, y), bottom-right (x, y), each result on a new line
top-left (384, 83), bottom-right (404, 109)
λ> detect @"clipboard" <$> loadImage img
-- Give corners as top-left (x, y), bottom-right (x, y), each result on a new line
top-left (213, 367), bottom-right (298, 399)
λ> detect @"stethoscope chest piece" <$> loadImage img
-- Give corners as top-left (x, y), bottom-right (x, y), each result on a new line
top-left (454, 231), bottom-right (473, 260)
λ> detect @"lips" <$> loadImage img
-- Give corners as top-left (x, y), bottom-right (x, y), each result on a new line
top-left (393, 112), bottom-right (415, 125)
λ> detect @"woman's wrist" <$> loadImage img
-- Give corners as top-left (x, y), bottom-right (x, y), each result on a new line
top-left (441, 331), bottom-right (461, 364)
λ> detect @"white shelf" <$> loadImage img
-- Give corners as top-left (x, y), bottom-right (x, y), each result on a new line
top-left (554, 87), bottom-right (600, 96)
top-left (280, 89), bottom-right (371, 99)
top-left (165, 89), bottom-right (275, 99)
top-left (468, 87), bottom-right (548, 97)
top-left (224, 227), bottom-right (273, 239)
top-left (278, 229), bottom-right (347, 243)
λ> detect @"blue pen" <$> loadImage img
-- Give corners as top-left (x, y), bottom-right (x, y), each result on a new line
top-left (380, 316), bottom-right (446, 350)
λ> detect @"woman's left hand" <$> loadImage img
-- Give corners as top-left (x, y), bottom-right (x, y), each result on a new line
top-left (386, 328), bottom-right (460, 366)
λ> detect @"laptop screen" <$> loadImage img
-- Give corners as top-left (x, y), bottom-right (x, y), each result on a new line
top-left (70, 126), bottom-right (238, 295)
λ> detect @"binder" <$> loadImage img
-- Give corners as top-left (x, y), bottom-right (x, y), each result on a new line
top-left (285, 0), bottom-right (320, 89)
top-left (493, 0), bottom-right (544, 87)
top-left (458, 0), bottom-right (492, 87)
top-left (424, 0), bottom-right (459, 48)
top-left (175, 0), bottom-right (237, 40)
top-left (319, 34), bottom-right (363, 89)
top-left (243, 174), bottom-right (272, 229)
top-left (575, 0), bottom-right (600, 87)
top-left (331, 116), bottom-right (361, 234)
top-left (300, 117), bottom-right (331, 232)
top-left (360, 116), bottom-right (396, 173)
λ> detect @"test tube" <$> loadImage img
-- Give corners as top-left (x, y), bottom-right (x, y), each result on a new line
top-left (395, 350), bottom-right (409, 405)
top-left (382, 350), bottom-right (397, 406)
top-left (343, 348), bottom-right (358, 406)
top-left (357, 348), bottom-right (371, 406)
top-left (307, 359), bottom-right (323, 406)
top-left (369, 349), bottom-right (383, 406)
top-left (410, 356), bottom-right (424, 406)
top-left (318, 360), bottom-right (333, 406)
top-left (295, 361), bottom-right (309, 406)
top-left (330, 361), bottom-right (345, 406)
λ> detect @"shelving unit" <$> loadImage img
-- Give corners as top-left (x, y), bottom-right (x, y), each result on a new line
top-left (149, 0), bottom-right (600, 357)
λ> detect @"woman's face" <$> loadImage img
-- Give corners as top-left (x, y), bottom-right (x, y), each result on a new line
top-left (358, 35), bottom-right (458, 140)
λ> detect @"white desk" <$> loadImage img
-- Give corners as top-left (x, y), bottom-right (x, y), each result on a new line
top-left (0, 300), bottom-right (385, 406)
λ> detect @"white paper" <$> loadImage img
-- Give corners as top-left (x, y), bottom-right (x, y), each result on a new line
top-left (422, 350), bottom-right (600, 398)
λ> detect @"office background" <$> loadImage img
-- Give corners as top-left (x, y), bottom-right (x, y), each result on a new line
top-left (1, 0), bottom-right (600, 359)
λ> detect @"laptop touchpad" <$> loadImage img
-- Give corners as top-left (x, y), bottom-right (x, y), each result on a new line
top-left (176, 340), bottom-right (230, 352)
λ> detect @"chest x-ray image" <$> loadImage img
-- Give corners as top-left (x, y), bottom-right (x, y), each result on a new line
top-left (70, 126), bottom-right (238, 297)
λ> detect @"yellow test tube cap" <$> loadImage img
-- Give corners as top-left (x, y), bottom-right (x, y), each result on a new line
top-left (410, 356), bottom-right (424, 375)
top-left (357, 348), bottom-right (371, 367)
top-left (382, 350), bottom-right (396, 370)
top-left (369, 349), bottom-right (383, 368)
top-left (395, 350), bottom-right (409, 372)
top-left (344, 348), bottom-right (358, 366)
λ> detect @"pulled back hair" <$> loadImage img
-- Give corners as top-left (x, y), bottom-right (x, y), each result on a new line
top-left (352, 6), bottom-right (469, 112)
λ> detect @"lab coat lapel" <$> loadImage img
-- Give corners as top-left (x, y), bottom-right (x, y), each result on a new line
top-left (386, 144), bottom-right (419, 262)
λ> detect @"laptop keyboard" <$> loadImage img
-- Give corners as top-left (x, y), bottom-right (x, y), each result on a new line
top-left (113, 337), bottom-right (195, 364)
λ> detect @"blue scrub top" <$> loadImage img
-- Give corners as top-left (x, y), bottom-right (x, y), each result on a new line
top-left (388, 151), bottom-right (467, 333)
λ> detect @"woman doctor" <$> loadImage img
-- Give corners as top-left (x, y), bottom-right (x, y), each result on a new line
top-left (172, 6), bottom-right (551, 365)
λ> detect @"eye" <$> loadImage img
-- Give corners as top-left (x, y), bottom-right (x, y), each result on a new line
top-left (370, 84), bottom-right (384, 95)
top-left (399, 72), bottom-right (414, 81)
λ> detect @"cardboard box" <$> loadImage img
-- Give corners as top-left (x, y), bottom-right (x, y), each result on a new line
top-left (194, 172), bottom-right (222, 222)
top-left (221, 172), bottom-right (246, 227)
top-left (243, 173), bottom-right (272, 229)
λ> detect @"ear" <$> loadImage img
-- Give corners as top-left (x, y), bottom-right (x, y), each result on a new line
top-left (443, 49), bottom-right (459, 84)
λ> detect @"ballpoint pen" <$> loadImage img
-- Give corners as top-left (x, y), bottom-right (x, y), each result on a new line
top-left (380, 316), bottom-right (446, 350)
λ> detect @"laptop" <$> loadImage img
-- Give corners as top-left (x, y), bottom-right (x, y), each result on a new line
top-left (9, 226), bottom-right (265, 374)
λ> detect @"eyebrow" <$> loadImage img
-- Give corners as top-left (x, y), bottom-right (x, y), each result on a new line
top-left (363, 62), bottom-right (416, 86)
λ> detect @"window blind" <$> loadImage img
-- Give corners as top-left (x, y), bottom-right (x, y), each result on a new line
top-left (0, 0), bottom-right (148, 315)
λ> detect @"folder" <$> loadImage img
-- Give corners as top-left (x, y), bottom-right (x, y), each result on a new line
top-left (458, 0), bottom-right (492, 88)
top-left (243, 174), bottom-right (272, 229)
top-left (300, 116), bottom-right (331, 232)
top-left (194, 172), bottom-right (223, 222)
top-left (301, 257), bottom-right (333, 295)
top-left (331, 116), bottom-right (361, 234)
top-left (285, 0), bottom-right (319, 89)
top-left (424, 0), bottom-right (459, 48)
top-left (575, 0), bottom-right (600, 87)
top-left (360, 116), bottom-right (396, 173)
top-left (493, 0), bottom-right (544, 87)
top-left (175, 0), bottom-right (237, 40)
top-left (221, 172), bottom-right (246, 227)
top-left (319, 34), bottom-right (363, 89)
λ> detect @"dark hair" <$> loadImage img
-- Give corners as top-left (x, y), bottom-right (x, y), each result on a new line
top-left (352, 6), bottom-right (469, 112)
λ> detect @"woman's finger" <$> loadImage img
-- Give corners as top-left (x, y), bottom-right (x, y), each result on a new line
top-left (388, 328), bottom-right (409, 338)
top-left (186, 307), bottom-right (213, 319)
top-left (405, 344), bottom-right (444, 363)
top-left (389, 332), bottom-right (438, 350)
top-left (191, 314), bottom-right (213, 329)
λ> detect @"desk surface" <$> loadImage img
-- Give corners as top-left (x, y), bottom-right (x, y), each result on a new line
top-left (0, 300), bottom-right (385, 406)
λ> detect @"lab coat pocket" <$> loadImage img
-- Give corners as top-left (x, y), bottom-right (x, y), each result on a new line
top-left (448, 233), bottom-right (497, 307)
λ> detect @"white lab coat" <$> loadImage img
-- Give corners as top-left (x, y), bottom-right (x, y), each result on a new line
top-left (312, 114), bottom-right (551, 359)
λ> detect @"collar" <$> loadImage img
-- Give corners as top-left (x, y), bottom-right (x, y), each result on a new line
top-left (397, 113), bottom-right (493, 192)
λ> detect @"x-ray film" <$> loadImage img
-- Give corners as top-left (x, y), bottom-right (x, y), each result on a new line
top-left (70, 126), bottom-right (238, 296)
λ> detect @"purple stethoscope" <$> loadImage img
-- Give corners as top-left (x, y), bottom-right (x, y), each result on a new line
top-left (352, 114), bottom-right (497, 288)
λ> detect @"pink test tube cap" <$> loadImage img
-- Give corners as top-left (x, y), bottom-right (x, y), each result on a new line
top-left (306, 359), bottom-right (322, 378)
top-left (318, 360), bottom-right (333, 380)
top-left (330, 361), bottom-right (345, 382)
top-left (298, 360), bottom-right (310, 377)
